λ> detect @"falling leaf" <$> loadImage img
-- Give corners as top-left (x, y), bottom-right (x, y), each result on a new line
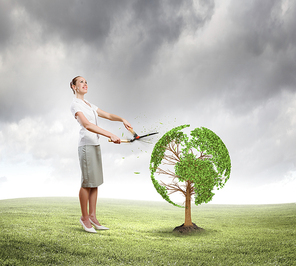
top-left (134, 172), bottom-right (140, 174)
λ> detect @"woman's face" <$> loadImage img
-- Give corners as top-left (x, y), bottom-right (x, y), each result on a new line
top-left (75, 77), bottom-right (88, 94)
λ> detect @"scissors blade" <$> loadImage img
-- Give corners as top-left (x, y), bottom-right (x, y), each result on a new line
top-left (137, 132), bottom-right (158, 140)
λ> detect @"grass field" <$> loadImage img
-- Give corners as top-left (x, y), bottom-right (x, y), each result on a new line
top-left (0, 197), bottom-right (295, 265)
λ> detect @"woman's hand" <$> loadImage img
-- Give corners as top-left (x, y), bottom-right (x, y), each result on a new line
top-left (110, 134), bottom-right (121, 144)
top-left (122, 119), bottom-right (132, 131)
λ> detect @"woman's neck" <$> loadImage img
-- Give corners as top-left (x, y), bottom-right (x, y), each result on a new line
top-left (75, 93), bottom-right (84, 100)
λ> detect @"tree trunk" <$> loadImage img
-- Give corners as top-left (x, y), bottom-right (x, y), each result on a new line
top-left (184, 181), bottom-right (193, 226)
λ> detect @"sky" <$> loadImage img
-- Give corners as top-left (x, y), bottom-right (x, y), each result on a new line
top-left (0, 0), bottom-right (296, 205)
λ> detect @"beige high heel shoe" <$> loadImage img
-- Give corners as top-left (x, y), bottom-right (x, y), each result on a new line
top-left (89, 218), bottom-right (109, 230)
top-left (79, 218), bottom-right (97, 233)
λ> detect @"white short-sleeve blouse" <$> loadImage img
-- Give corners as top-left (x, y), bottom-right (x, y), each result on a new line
top-left (70, 97), bottom-right (100, 146)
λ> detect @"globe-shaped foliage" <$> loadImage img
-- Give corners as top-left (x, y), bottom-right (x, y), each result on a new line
top-left (149, 125), bottom-right (231, 207)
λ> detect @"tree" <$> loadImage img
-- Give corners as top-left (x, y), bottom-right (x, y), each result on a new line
top-left (149, 125), bottom-right (231, 232)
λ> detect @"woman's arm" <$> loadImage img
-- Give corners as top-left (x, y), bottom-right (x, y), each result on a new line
top-left (76, 111), bottom-right (121, 143)
top-left (96, 108), bottom-right (132, 130)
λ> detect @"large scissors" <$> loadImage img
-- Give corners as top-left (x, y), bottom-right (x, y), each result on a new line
top-left (109, 128), bottom-right (158, 143)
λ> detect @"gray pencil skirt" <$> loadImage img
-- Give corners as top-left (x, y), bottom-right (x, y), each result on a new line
top-left (78, 145), bottom-right (104, 188)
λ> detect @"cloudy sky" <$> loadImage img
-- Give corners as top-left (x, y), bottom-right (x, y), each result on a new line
top-left (0, 0), bottom-right (295, 205)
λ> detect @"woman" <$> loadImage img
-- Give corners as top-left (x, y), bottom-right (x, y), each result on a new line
top-left (70, 76), bottom-right (132, 233)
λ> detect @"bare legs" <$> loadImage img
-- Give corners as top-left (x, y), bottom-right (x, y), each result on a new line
top-left (79, 187), bottom-right (101, 228)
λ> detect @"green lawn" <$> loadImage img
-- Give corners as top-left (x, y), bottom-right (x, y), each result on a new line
top-left (0, 198), bottom-right (295, 265)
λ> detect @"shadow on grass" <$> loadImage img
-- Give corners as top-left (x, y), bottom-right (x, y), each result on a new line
top-left (147, 226), bottom-right (219, 238)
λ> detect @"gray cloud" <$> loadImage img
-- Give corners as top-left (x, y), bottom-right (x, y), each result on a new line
top-left (14, 0), bottom-right (124, 46)
top-left (1, 0), bottom-right (216, 122)
top-left (221, 0), bottom-right (296, 109)
top-left (0, 1), bottom-right (13, 50)
top-left (4, 0), bottom-right (295, 120)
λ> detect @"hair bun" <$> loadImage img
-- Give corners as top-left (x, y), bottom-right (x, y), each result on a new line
top-left (70, 76), bottom-right (80, 94)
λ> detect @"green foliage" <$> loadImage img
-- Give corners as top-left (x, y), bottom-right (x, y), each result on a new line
top-left (175, 153), bottom-right (198, 182)
top-left (150, 124), bottom-right (190, 175)
top-left (190, 127), bottom-right (231, 186)
top-left (150, 125), bottom-right (231, 207)
top-left (150, 125), bottom-right (190, 208)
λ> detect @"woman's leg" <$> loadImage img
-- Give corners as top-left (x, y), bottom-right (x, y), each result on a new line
top-left (89, 187), bottom-right (101, 225)
top-left (79, 187), bottom-right (92, 228)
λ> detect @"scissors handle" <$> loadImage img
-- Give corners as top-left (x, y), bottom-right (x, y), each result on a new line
top-left (128, 128), bottom-right (139, 138)
top-left (108, 139), bottom-right (130, 143)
